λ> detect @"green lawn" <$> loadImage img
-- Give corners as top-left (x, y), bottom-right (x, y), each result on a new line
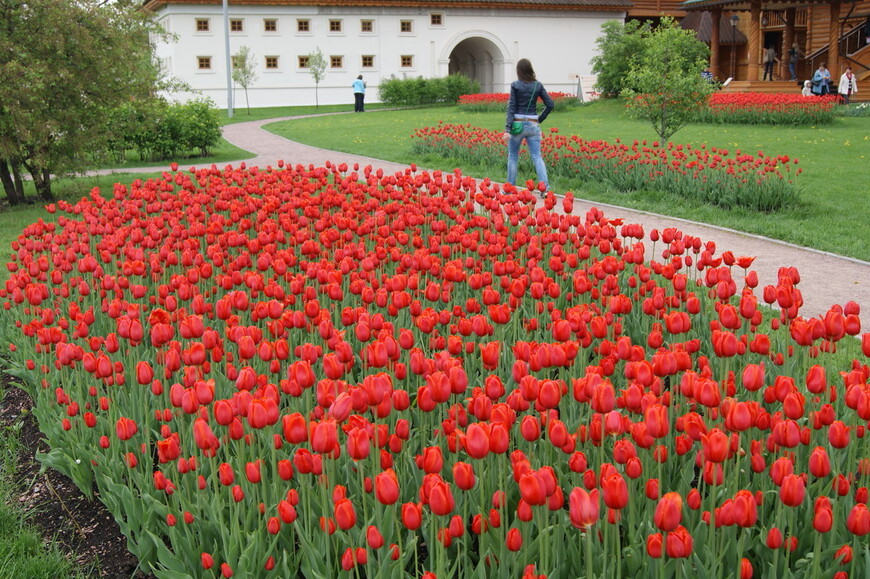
top-left (267, 100), bottom-right (870, 260)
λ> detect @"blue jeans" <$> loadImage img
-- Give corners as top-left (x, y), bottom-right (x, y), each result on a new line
top-left (788, 61), bottom-right (796, 80)
top-left (507, 122), bottom-right (549, 191)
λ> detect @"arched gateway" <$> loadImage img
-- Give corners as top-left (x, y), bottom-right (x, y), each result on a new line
top-left (442, 32), bottom-right (511, 94)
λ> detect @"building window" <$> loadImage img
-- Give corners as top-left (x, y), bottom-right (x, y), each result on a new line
top-left (431, 14), bottom-right (443, 26)
top-left (195, 18), bottom-right (210, 32)
top-left (230, 19), bottom-right (243, 32)
top-left (197, 56), bottom-right (212, 70)
top-left (263, 19), bottom-right (277, 32)
top-left (361, 55), bottom-right (374, 68)
top-left (400, 20), bottom-right (413, 33)
top-left (265, 56), bottom-right (279, 69)
top-left (297, 19), bottom-right (310, 32)
top-left (231, 55), bottom-right (244, 69)
top-left (298, 56), bottom-right (310, 68)
top-left (329, 19), bottom-right (342, 32)
top-left (330, 55), bottom-right (343, 68)
top-left (401, 55), bottom-right (413, 68)
top-left (361, 19), bottom-right (373, 33)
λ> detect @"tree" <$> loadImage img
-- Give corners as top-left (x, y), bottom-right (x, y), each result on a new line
top-left (308, 48), bottom-right (327, 109)
top-left (622, 18), bottom-right (714, 145)
top-left (232, 45), bottom-right (258, 115)
top-left (591, 20), bottom-right (649, 98)
top-left (0, 0), bottom-right (162, 202)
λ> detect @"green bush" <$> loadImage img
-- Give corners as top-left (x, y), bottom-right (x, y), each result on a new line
top-left (106, 97), bottom-right (221, 161)
top-left (379, 74), bottom-right (480, 107)
top-left (591, 20), bottom-right (649, 98)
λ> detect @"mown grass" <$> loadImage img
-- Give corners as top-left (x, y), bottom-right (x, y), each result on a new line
top-left (0, 417), bottom-right (89, 577)
top-left (267, 99), bottom-right (870, 260)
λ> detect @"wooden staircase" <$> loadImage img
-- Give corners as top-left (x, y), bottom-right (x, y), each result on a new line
top-left (721, 80), bottom-right (868, 102)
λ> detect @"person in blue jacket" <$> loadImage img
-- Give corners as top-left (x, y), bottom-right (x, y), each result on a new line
top-left (353, 75), bottom-right (366, 112)
top-left (811, 63), bottom-right (831, 96)
top-left (504, 59), bottom-right (554, 197)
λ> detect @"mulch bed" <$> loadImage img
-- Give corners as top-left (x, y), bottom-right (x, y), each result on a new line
top-left (0, 378), bottom-right (154, 578)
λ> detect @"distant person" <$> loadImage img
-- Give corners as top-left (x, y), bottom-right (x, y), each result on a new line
top-left (838, 66), bottom-right (858, 104)
top-left (812, 63), bottom-right (831, 96)
top-left (762, 46), bottom-right (779, 81)
top-left (352, 75), bottom-right (366, 112)
top-left (505, 58), bottom-right (554, 197)
top-left (701, 68), bottom-right (714, 82)
top-left (787, 43), bottom-right (804, 82)
top-left (801, 80), bottom-right (813, 97)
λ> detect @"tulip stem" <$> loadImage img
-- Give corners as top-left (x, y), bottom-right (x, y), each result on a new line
top-left (584, 528), bottom-right (593, 579)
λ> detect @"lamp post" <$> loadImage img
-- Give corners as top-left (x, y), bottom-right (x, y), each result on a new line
top-left (730, 14), bottom-right (740, 80)
top-left (223, 0), bottom-right (234, 118)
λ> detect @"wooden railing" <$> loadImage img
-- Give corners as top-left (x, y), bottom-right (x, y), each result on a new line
top-left (760, 8), bottom-right (808, 29)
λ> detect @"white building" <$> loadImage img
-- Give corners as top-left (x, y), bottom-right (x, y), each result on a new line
top-left (144, 0), bottom-right (628, 109)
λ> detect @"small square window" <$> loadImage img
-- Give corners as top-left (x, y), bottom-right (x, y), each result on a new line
top-left (197, 56), bottom-right (212, 70)
top-left (195, 18), bottom-right (210, 32)
top-left (265, 56), bottom-right (279, 69)
top-left (230, 19), bottom-right (243, 32)
top-left (431, 14), bottom-right (443, 26)
top-left (329, 19), bottom-right (342, 32)
top-left (330, 55), bottom-right (343, 68)
top-left (400, 20), bottom-right (413, 33)
top-left (298, 56), bottom-right (310, 68)
top-left (361, 55), bottom-right (374, 68)
top-left (264, 19), bottom-right (277, 32)
top-left (361, 19), bottom-right (373, 33)
top-left (401, 55), bottom-right (413, 68)
top-left (297, 19), bottom-right (310, 32)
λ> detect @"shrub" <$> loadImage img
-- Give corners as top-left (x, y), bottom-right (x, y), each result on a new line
top-left (591, 20), bottom-right (649, 98)
top-left (379, 74), bottom-right (480, 107)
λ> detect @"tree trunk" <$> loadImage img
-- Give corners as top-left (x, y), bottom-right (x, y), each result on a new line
top-left (0, 158), bottom-right (25, 205)
top-left (30, 167), bottom-right (54, 201)
top-left (244, 86), bottom-right (250, 114)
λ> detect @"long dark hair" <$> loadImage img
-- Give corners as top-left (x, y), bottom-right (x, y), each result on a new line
top-left (517, 59), bottom-right (536, 82)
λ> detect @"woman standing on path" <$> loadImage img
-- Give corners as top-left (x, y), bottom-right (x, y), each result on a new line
top-left (504, 58), bottom-right (554, 197)
top-left (352, 75), bottom-right (366, 112)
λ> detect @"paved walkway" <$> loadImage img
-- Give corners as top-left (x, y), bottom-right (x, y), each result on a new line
top-left (105, 113), bottom-right (870, 325)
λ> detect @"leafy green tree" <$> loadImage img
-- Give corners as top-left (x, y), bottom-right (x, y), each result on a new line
top-left (232, 45), bottom-right (258, 115)
top-left (591, 20), bottom-right (649, 98)
top-left (622, 18), bottom-right (714, 144)
top-left (308, 48), bottom-right (327, 108)
top-left (0, 0), bottom-right (163, 202)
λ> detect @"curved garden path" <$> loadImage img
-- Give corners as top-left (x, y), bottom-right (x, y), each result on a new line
top-left (111, 113), bottom-right (870, 325)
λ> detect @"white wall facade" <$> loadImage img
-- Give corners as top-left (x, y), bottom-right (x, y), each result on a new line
top-left (152, 4), bottom-right (624, 109)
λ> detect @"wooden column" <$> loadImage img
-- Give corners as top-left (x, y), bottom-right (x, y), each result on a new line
top-left (748, 0), bottom-right (761, 81)
top-left (829, 1), bottom-right (841, 73)
top-left (710, 9), bottom-right (722, 79)
top-left (783, 8), bottom-right (796, 80)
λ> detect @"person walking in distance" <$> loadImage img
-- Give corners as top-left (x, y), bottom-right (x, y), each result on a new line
top-left (838, 66), bottom-right (858, 104)
top-left (353, 75), bottom-right (366, 112)
top-left (762, 46), bottom-right (779, 81)
top-left (504, 58), bottom-right (554, 197)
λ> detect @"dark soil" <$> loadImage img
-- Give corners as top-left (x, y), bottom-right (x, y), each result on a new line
top-left (0, 380), bottom-right (154, 578)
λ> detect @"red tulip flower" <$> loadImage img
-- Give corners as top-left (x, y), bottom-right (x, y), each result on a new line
top-left (846, 503), bottom-right (870, 536)
top-left (779, 474), bottom-right (805, 507)
top-left (654, 492), bottom-right (683, 532)
top-left (569, 487), bottom-right (600, 529)
top-left (665, 525), bottom-right (693, 558)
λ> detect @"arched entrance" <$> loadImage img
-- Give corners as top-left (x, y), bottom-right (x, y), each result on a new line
top-left (446, 35), bottom-right (508, 93)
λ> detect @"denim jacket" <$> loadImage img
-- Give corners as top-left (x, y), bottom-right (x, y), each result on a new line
top-left (505, 80), bottom-right (555, 132)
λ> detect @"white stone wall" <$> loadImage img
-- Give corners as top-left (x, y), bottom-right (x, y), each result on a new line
top-left (152, 4), bottom-right (624, 109)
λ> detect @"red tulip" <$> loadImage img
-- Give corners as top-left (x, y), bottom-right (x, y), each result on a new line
top-left (701, 428), bottom-right (729, 463)
top-left (601, 471), bottom-right (628, 510)
top-left (813, 496), bottom-right (833, 533)
top-left (429, 481), bottom-right (455, 516)
top-left (665, 525), bottom-right (693, 558)
top-left (569, 487), bottom-right (600, 529)
top-left (846, 503), bottom-right (870, 536)
top-left (779, 474), bottom-right (805, 507)
top-left (654, 492), bottom-right (683, 532)
top-left (375, 469), bottom-right (400, 505)
top-left (401, 502), bottom-right (422, 530)
top-left (452, 461), bottom-right (476, 491)
top-left (334, 497), bottom-right (357, 530)
top-left (646, 533), bottom-right (662, 558)
top-left (506, 528), bottom-right (523, 551)
top-left (808, 446), bottom-right (831, 478)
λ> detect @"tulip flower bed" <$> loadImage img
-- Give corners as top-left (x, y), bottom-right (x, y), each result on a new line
top-left (2, 163), bottom-right (869, 578)
top-left (695, 93), bottom-right (841, 125)
top-left (458, 93), bottom-right (578, 112)
top-left (412, 124), bottom-right (800, 211)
